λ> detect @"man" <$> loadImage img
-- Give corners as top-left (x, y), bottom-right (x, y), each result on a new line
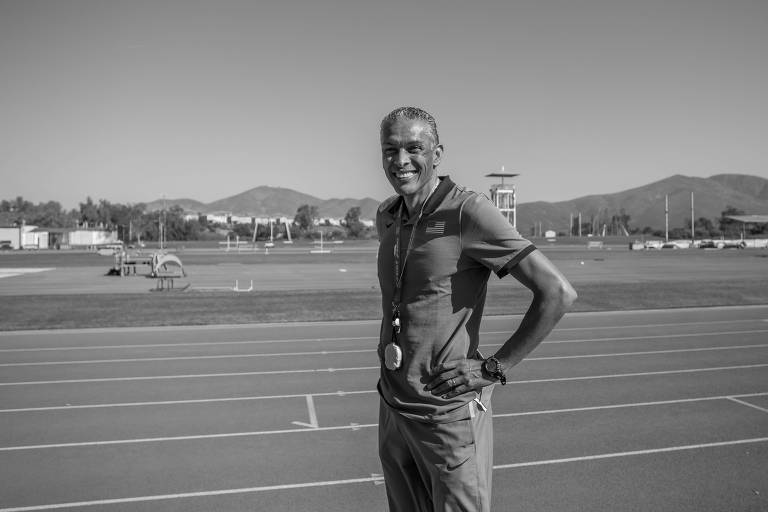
top-left (375, 106), bottom-right (577, 512)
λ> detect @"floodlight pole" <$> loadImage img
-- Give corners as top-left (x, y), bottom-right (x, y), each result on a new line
top-left (690, 192), bottom-right (695, 245)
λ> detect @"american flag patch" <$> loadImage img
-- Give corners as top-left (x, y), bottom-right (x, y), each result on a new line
top-left (425, 220), bottom-right (446, 235)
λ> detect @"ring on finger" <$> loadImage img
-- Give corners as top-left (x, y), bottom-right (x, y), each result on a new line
top-left (449, 378), bottom-right (455, 388)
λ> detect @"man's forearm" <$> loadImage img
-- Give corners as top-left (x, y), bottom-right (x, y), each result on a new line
top-left (494, 286), bottom-right (574, 369)
top-left (493, 251), bottom-right (577, 370)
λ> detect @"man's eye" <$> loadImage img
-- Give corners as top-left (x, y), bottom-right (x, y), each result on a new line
top-left (407, 146), bottom-right (425, 154)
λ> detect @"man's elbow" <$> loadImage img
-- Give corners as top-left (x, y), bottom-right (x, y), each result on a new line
top-left (560, 280), bottom-right (578, 310)
top-left (544, 278), bottom-right (577, 312)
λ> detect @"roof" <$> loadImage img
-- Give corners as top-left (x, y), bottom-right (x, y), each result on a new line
top-left (485, 173), bottom-right (519, 178)
top-left (726, 215), bottom-right (768, 223)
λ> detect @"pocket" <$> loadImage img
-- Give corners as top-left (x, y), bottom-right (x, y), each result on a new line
top-left (419, 417), bottom-right (476, 471)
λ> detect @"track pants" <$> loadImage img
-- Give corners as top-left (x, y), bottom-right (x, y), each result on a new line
top-left (378, 398), bottom-right (493, 512)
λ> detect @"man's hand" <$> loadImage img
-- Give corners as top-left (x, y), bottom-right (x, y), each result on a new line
top-left (425, 359), bottom-right (497, 399)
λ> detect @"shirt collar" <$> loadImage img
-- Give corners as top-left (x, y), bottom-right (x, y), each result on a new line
top-left (386, 175), bottom-right (455, 219)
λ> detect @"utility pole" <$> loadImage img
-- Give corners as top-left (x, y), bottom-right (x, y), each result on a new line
top-left (665, 195), bottom-right (669, 242)
top-left (578, 212), bottom-right (582, 237)
top-left (690, 192), bottom-right (695, 245)
top-left (569, 213), bottom-right (573, 237)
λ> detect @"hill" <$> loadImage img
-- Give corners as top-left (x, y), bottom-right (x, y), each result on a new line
top-left (144, 186), bottom-right (380, 220)
top-left (143, 174), bottom-right (767, 230)
top-left (517, 174), bottom-right (768, 235)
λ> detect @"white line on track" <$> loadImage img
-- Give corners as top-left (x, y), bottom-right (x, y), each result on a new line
top-left (2, 363), bottom-right (767, 387)
top-left (0, 349), bottom-right (372, 366)
top-left (1, 393), bottom-right (766, 451)
top-left (1, 438), bottom-right (766, 511)
top-left (2, 343), bottom-right (766, 367)
top-left (542, 329), bottom-right (768, 344)
top-left (492, 437), bottom-right (768, 469)
top-left (291, 395), bottom-right (319, 428)
top-left (0, 336), bottom-right (375, 352)
top-left (727, 397), bottom-right (768, 414)
top-left (0, 390), bottom-right (376, 413)
top-left (1, 324), bottom-right (766, 353)
top-left (0, 366), bottom-right (379, 386)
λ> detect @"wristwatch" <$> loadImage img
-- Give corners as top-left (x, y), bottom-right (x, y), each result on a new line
top-left (482, 356), bottom-right (507, 385)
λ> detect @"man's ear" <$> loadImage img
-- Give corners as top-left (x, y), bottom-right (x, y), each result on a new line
top-left (433, 144), bottom-right (444, 167)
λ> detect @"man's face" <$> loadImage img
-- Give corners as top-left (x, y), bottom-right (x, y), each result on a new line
top-left (380, 118), bottom-right (443, 199)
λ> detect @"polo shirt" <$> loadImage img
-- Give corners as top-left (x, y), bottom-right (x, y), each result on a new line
top-left (376, 175), bottom-right (536, 423)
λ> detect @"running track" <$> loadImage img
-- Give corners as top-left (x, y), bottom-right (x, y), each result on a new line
top-left (1, 306), bottom-right (767, 511)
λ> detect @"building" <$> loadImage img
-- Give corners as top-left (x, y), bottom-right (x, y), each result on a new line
top-left (0, 226), bottom-right (116, 250)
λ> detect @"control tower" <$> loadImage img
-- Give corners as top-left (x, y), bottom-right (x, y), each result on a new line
top-left (485, 168), bottom-right (519, 229)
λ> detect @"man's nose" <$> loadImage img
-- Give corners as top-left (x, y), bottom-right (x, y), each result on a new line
top-left (395, 148), bottom-right (410, 167)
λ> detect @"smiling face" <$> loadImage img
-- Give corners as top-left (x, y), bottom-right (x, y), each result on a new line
top-left (380, 117), bottom-right (443, 212)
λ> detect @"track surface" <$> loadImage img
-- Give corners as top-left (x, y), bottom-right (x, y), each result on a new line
top-left (1, 306), bottom-right (767, 511)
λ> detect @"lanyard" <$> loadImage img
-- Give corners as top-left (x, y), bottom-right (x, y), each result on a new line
top-left (392, 180), bottom-right (440, 315)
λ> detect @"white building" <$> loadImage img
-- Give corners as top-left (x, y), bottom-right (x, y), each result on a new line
top-left (0, 225), bottom-right (50, 250)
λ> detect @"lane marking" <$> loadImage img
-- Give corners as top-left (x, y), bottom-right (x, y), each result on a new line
top-left (3, 382), bottom-right (768, 414)
top-left (493, 437), bottom-right (768, 469)
top-left (494, 393), bottom-right (768, 418)
top-left (2, 324), bottom-right (766, 353)
top-left (0, 366), bottom-right (379, 386)
top-left (528, 344), bottom-right (768, 360)
top-left (2, 342), bottom-right (766, 367)
top-left (0, 390), bottom-right (375, 413)
top-left (1, 304), bottom-right (765, 337)
top-left (0, 349), bottom-right (374, 367)
top-left (727, 397), bottom-right (768, 414)
top-left (2, 393), bottom-right (766, 451)
top-left (0, 423), bottom-right (379, 451)
top-left (542, 329), bottom-right (768, 345)
top-left (0, 336), bottom-right (376, 353)
top-left (2, 363), bottom-right (767, 387)
top-left (291, 395), bottom-right (319, 428)
top-left (507, 364), bottom-right (768, 385)
top-left (1, 438), bottom-right (766, 511)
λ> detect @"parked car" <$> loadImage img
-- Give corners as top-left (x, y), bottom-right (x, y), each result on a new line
top-left (719, 240), bottom-right (747, 249)
top-left (644, 240), bottom-right (664, 249)
top-left (662, 240), bottom-right (691, 249)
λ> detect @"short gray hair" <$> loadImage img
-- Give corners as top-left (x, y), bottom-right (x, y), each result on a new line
top-left (380, 106), bottom-right (439, 145)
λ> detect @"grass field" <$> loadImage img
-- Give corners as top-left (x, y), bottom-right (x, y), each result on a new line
top-left (1, 241), bottom-right (767, 330)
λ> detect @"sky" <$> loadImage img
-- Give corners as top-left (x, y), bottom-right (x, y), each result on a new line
top-left (1, 0), bottom-right (766, 211)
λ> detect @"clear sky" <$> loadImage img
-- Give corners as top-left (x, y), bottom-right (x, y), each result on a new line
top-left (1, 0), bottom-right (766, 210)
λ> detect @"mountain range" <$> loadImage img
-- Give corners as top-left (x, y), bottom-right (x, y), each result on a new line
top-left (145, 174), bottom-right (768, 231)
top-left (145, 186), bottom-right (381, 221)
top-left (517, 174), bottom-right (768, 234)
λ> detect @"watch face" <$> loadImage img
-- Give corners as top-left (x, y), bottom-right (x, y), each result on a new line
top-left (485, 358), bottom-right (498, 373)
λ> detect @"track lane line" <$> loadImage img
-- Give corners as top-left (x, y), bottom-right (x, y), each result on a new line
top-left (727, 397), bottom-right (768, 414)
top-left (1, 438), bottom-right (766, 511)
top-left (2, 343), bottom-right (766, 367)
top-left (2, 393), bottom-right (766, 451)
top-left (2, 363), bottom-right (767, 386)
top-left (2, 323), bottom-right (766, 352)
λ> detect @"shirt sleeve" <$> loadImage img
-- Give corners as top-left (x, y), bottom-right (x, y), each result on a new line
top-left (460, 193), bottom-right (536, 277)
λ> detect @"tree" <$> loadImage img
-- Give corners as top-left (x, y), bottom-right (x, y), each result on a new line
top-left (694, 217), bottom-right (716, 237)
top-left (719, 206), bottom-right (745, 237)
top-left (78, 197), bottom-right (99, 227)
top-left (343, 206), bottom-right (366, 238)
top-left (294, 204), bottom-right (318, 233)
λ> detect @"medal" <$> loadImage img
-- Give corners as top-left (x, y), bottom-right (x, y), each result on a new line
top-left (384, 342), bottom-right (403, 370)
